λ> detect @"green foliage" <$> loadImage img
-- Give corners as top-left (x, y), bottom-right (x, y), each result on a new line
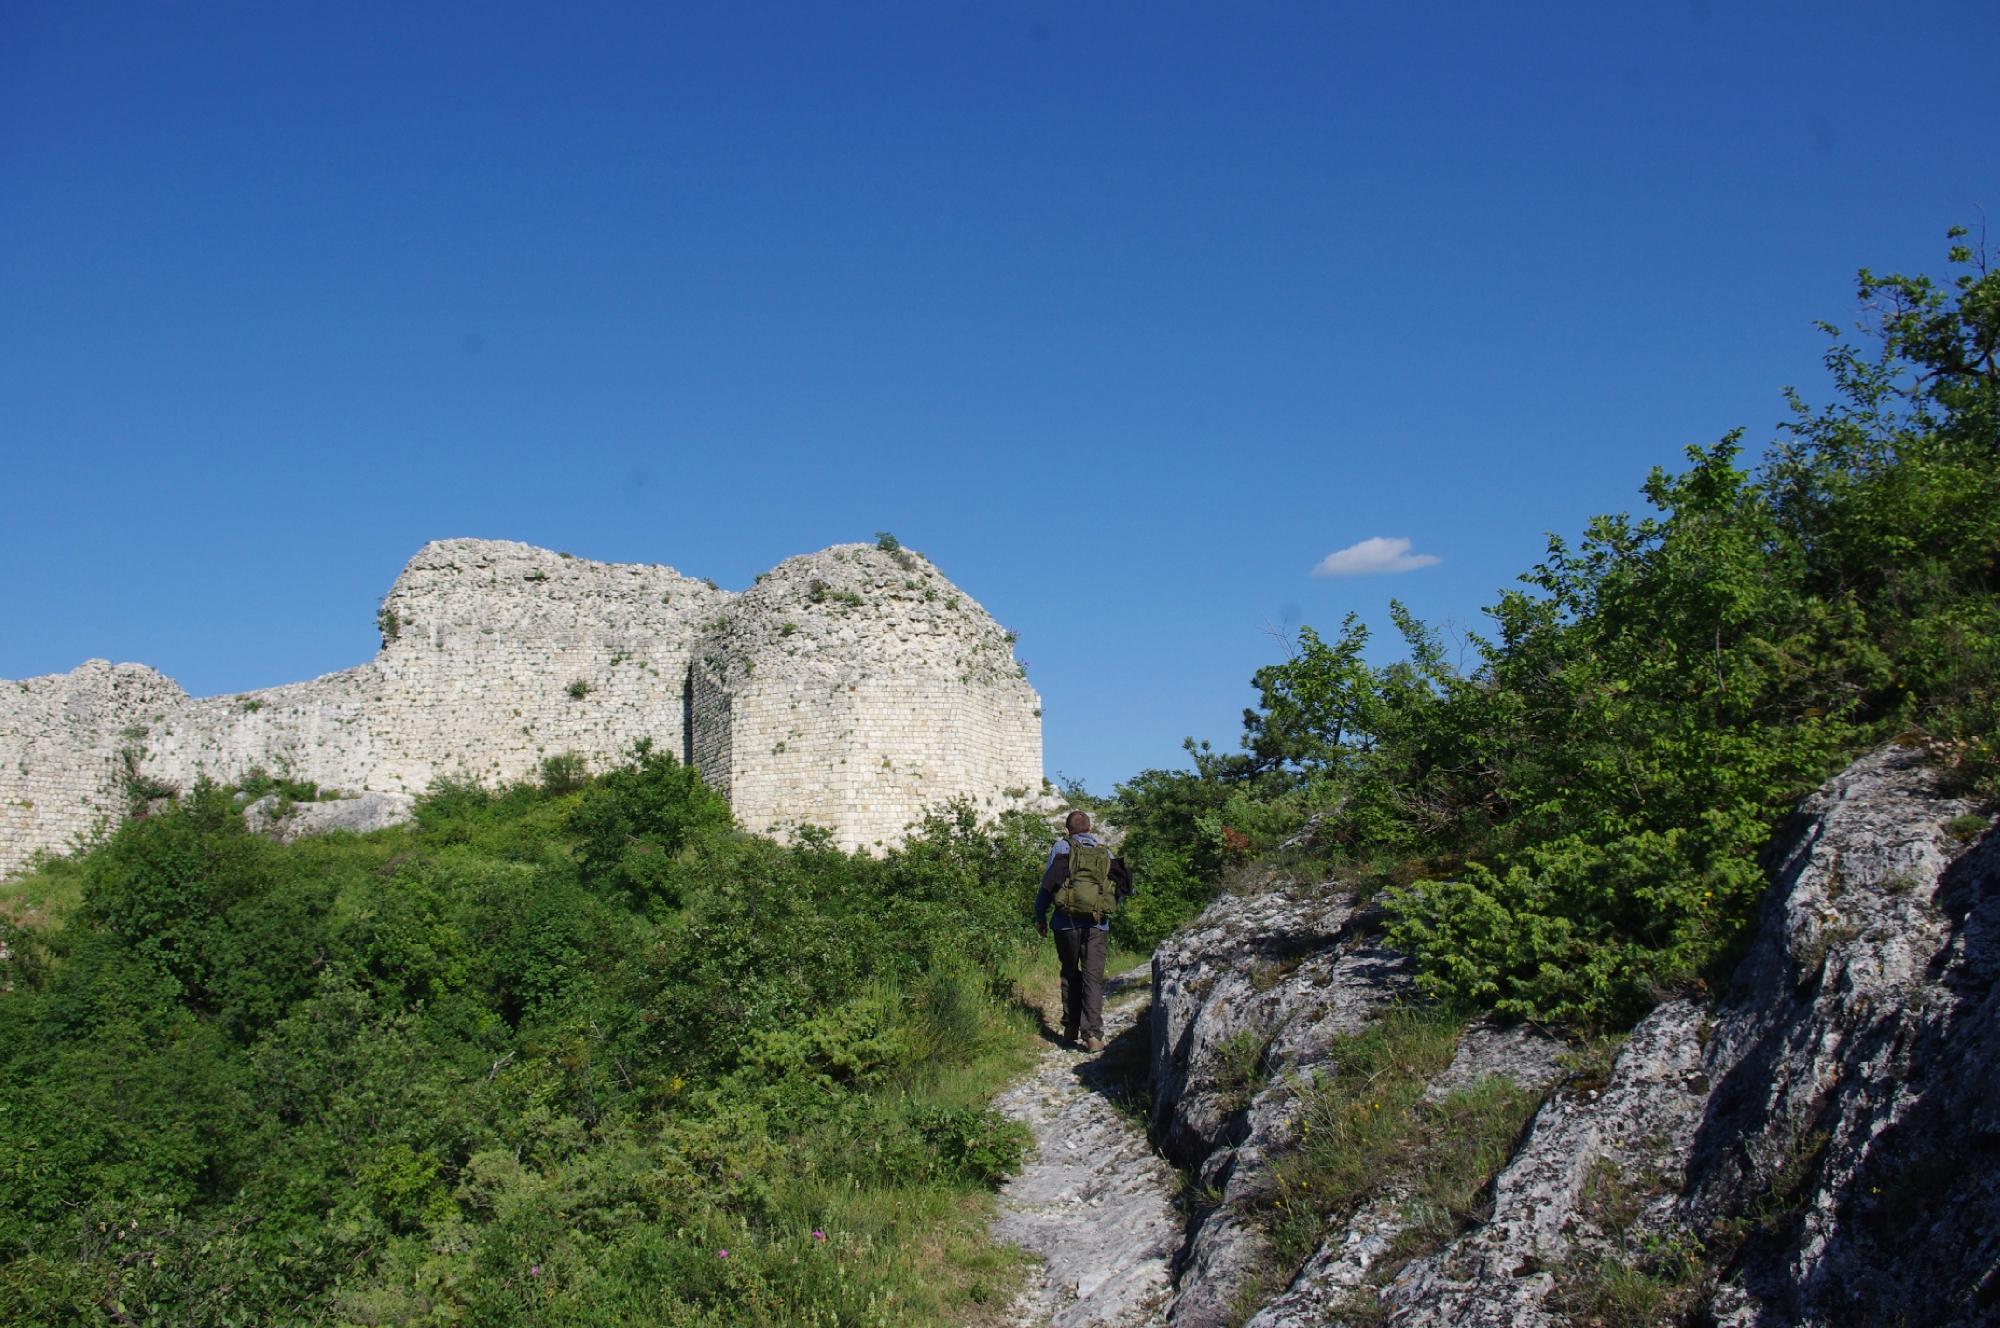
top-left (0, 753), bottom-right (1050, 1325)
top-left (566, 739), bottom-right (734, 909)
top-left (116, 744), bottom-right (177, 812)
top-left (1212, 1026), bottom-right (1274, 1113)
top-left (540, 749), bottom-right (591, 794)
top-left (78, 781), bottom-right (272, 1008)
top-left (235, 763), bottom-right (320, 803)
top-left (1105, 757), bottom-right (1298, 953)
top-left (1115, 231), bottom-right (2000, 1027)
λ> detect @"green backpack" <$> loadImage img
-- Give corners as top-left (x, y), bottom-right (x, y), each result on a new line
top-left (1054, 836), bottom-right (1118, 921)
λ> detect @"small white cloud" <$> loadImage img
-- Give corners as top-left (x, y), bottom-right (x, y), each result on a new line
top-left (1311, 536), bottom-right (1441, 579)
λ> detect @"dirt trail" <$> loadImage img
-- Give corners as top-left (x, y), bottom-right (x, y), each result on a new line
top-left (991, 968), bottom-right (1181, 1328)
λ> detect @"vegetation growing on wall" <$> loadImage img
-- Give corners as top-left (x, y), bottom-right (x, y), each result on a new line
top-left (1110, 231), bottom-right (1999, 1026)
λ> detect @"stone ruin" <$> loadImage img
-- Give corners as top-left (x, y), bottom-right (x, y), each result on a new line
top-left (0, 538), bottom-right (1047, 875)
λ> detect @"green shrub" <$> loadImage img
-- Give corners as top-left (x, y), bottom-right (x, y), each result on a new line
top-left (0, 747), bottom-right (1049, 1325)
top-left (540, 750), bottom-right (591, 794)
top-left (1116, 230), bottom-right (2000, 1028)
top-left (567, 740), bottom-right (734, 909)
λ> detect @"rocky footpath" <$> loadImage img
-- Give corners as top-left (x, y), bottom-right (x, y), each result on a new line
top-left (994, 969), bottom-right (1181, 1328)
top-left (1147, 745), bottom-right (2000, 1326)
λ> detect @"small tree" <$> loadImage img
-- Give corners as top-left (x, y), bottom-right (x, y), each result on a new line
top-left (567, 740), bottom-right (734, 908)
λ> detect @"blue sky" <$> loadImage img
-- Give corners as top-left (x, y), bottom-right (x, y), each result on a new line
top-left (3, 2), bottom-right (1996, 793)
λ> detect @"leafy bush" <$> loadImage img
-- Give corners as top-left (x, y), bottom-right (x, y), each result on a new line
top-left (0, 751), bottom-right (1051, 1325)
top-left (566, 739), bottom-right (732, 909)
top-left (540, 750), bottom-right (591, 794)
top-left (1114, 231), bottom-right (2000, 1027)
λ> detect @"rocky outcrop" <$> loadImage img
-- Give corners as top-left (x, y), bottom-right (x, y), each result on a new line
top-left (1150, 745), bottom-right (2000, 1326)
top-left (1147, 881), bottom-right (1574, 1326)
top-left (1355, 1000), bottom-right (1712, 1328)
top-left (1682, 745), bottom-right (2000, 1326)
top-left (242, 791), bottom-right (417, 843)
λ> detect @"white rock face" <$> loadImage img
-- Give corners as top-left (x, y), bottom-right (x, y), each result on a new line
top-left (1148, 881), bottom-right (1566, 1327)
top-left (241, 792), bottom-right (417, 843)
top-left (1149, 887), bottom-right (1420, 1327)
top-left (1159, 745), bottom-right (2000, 1327)
top-left (1680, 744), bottom-right (2000, 1326)
top-left (0, 539), bottom-right (1044, 873)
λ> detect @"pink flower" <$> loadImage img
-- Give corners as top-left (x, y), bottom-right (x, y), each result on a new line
top-left (529, 1264), bottom-right (542, 1277)
top-left (717, 1249), bottom-right (729, 1259)
top-left (812, 1230), bottom-right (826, 1241)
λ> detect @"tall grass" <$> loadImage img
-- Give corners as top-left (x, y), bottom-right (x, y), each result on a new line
top-left (1261, 1008), bottom-right (1542, 1281)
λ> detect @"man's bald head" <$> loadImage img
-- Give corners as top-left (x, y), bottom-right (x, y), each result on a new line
top-left (1065, 810), bottom-right (1092, 834)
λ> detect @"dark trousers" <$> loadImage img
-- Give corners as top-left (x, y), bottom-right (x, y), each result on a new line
top-left (1053, 923), bottom-right (1106, 1042)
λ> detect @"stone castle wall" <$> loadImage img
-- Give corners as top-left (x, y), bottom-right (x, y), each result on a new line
top-left (1, 662), bottom-right (191, 867)
top-left (689, 545), bottom-right (1044, 849)
top-left (0, 539), bottom-right (1045, 874)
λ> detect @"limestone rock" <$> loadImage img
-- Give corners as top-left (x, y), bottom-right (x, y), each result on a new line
top-left (243, 792), bottom-right (416, 843)
top-left (1368, 1000), bottom-right (1713, 1328)
top-left (1681, 745), bottom-right (2000, 1327)
top-left (1212, 744), bottom-right (2000, 1327)
top-left (1148, 905), bottom-right (1568, 1328)
top-left (1147, 883), bottom-right (1421, 1325)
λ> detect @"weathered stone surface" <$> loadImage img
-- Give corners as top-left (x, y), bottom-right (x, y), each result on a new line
top-left (1147, 883), bottom-right (1421, 1326)
top-left (1682, 745), bottom-right (2000, 1327)
top-left (1419, 1022), bottom-right (1569, 1105)
top-left (242, 791), bottom-right (416, 843)
top-left (686, 543), bottom-right (1044, 850)
top-left (995, 971), bottom-right (1180, 1328)
top-left (1150, 886), bottom-right (1412, 1168)
top-left (0, 661), bottom-right (186, 873)
top-left (1, 539), bottom-right (1045, 873)
top-left (1368, 1000), bottom-right (1713, 1327)
top-left (1218, 744), bottom-right (2000, 1327)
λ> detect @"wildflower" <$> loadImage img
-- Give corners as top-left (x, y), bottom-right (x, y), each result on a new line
top-left (812, 1230), bottom-right (827, 1241)
top-left (529, 1264), bottom-right (542, 1277)
top-left (718, 1249), bottom-right (729, 1259)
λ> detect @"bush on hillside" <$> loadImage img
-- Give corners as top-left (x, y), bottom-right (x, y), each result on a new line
top-left (0, 748), bottom-right (1050, 1326)
top-left (1113, 230), bottom-right (2000, 1026)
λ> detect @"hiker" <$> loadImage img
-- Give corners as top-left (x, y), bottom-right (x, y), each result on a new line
top-left (1034, 809), bottom-right (1118, 1052)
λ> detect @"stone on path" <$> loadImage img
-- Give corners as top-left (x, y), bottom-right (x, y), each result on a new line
top-left (993, 970), bottom-right (1181, 1328)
